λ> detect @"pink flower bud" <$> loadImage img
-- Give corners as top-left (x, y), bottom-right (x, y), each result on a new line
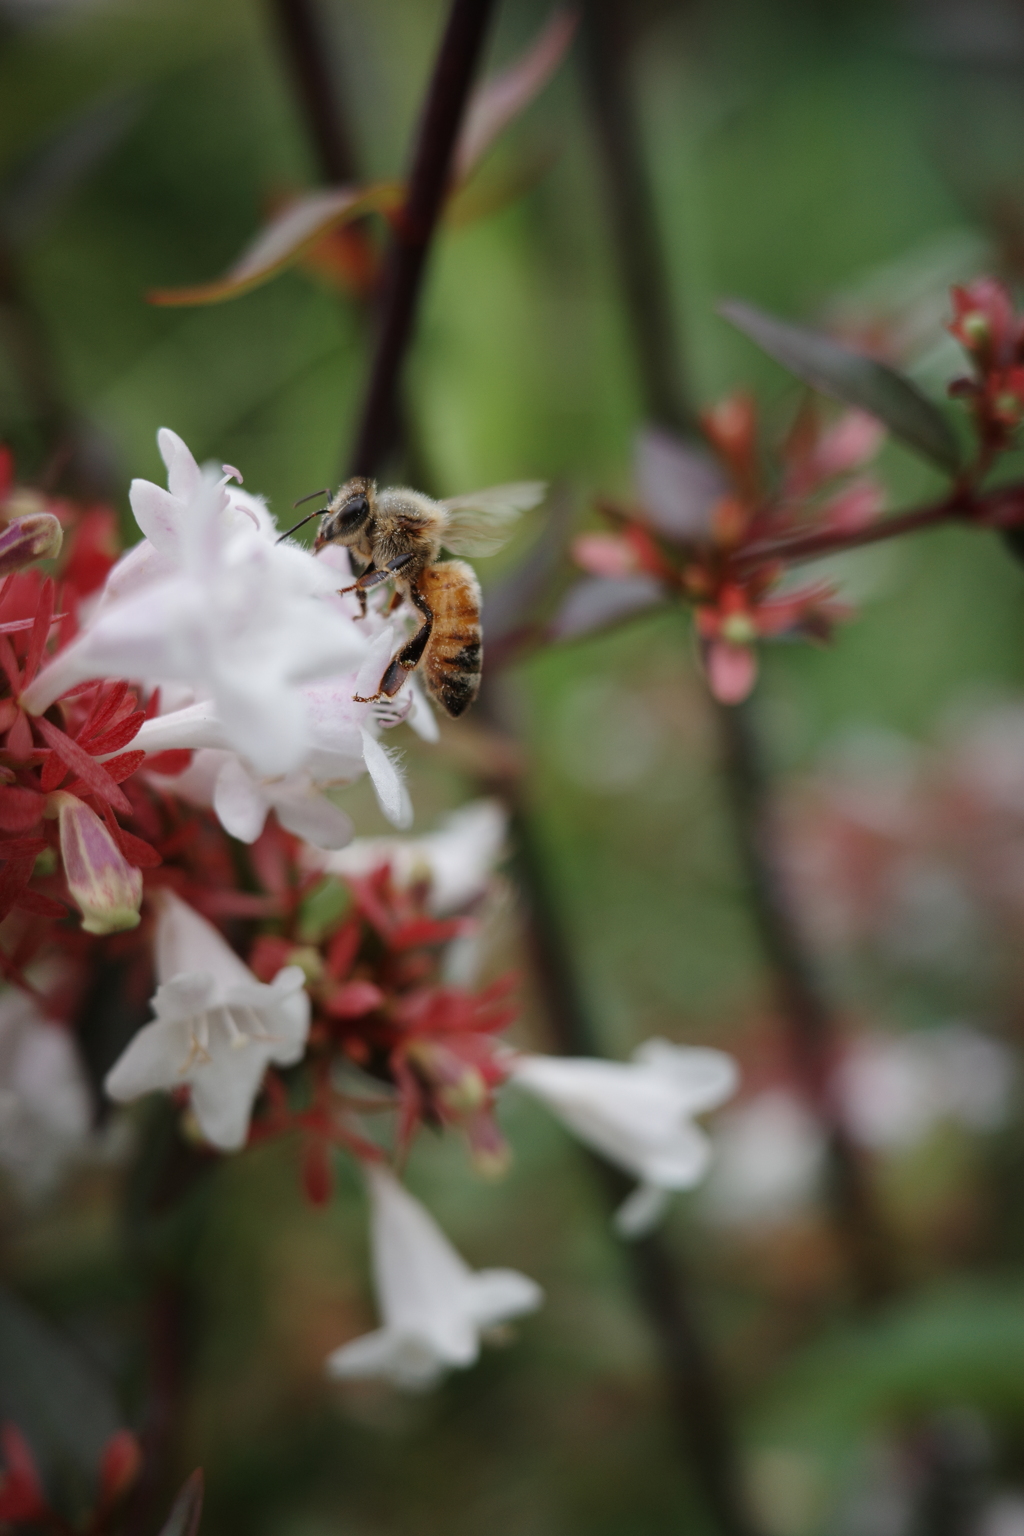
top-left (705, 639), bottom-right (758, 704)
top-left (0, 512), bottom-right (62, 575)
top-left (47, 791), bottom-right (142, 934)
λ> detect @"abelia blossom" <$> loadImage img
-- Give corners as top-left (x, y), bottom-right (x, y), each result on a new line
top-left (22, 429), bottom-right (369, 779)
top-left (134, 558), bottom-right (420, 834)
top-left (509, 1039), bottom-right (739, 1237)
top-left (0, 987), bottom-right (91, 1199)
top-left (559, 400), bottom-right (877, 702)
top-left (325, 1164), bottom-right (542, 1390)
top-left (695, 578), bottom-right (849, 705)
top-left (105, 890), bottom-right (309, 1150)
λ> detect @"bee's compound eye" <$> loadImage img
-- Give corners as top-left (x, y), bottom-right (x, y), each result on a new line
top-left (341, 494), bottom-right (369, 527)
top-left (323, 494), bottom-right (370, 543)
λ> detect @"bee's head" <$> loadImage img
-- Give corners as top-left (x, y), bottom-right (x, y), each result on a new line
top-left (315, 478), bottom-right (374, 550)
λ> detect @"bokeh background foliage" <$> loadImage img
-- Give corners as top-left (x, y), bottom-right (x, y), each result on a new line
top-left (5, 1), bottom-right (1024, 1534)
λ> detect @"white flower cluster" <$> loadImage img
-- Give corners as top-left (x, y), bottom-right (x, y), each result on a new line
top-left (23, 429), bottom-right (422, 842)
top-left (3, 430), bottom-right (743, 1395)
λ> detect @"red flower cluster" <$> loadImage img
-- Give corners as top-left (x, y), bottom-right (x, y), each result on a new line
top-left (245, 838), bottom-right (516, 1202)
top-left (0, 461), bottom-right (162, 942)
top-left (571, 392), bottom-right (873, 702)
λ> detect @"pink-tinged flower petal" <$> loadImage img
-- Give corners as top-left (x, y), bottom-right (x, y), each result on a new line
top-left (820, 477), bottom-right (885, 534)
top-left (50, 791), bottom-right (142, 934)
top-left (158, 428), bottom-right (203, 502)
top-left (705, 640), bottom-right (758, 705)
top-left (813, 410), bottom-right (886, 480)
top-left (127, 479), bottom-right (183, 556)
top-left (572, 532), bottom-right (638, 578)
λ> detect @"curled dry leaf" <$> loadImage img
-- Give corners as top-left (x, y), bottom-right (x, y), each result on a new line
top-left (719, 299), bottom-right (961, 474)
top-left (147, 183), bottom-right (403, 307)
top-left (146, 12), bottom-right (576, 310)
top-left (454, 8), bottom-right (580, 184)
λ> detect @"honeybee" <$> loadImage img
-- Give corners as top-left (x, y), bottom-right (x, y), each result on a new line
top-left (280, 478), bottom-right (545, 717)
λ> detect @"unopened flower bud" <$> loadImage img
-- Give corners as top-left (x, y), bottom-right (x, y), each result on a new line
top-left (0, 513), bottom-right (62, 575)
top-left (720, 613), bottom-right (758, 645)
top-left (47, 791), bottom-right (142, 934)
top-left (710, 496), bottom-right (750, 548)
top-left (466, 1111), bottom-right (511, 1177)
top-left (408, 1040), bottom-right (489, 1114)
top-left (960, 311), bottom-right (991, 353)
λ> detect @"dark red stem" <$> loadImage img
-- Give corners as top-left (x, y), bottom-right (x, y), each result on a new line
top-left (736, 489), bottom-right (974, 571)
top-left (348, 0), bottom-right (498, 477)
top-left (268, 0), bottom-right (360, 184)
top-left (577, 0), bottom-right (897, 1306)
top-left (578, 0), bottom-right (696, 433)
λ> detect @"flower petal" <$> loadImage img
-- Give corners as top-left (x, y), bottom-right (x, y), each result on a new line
top-left (212, 756), bottom-right (269, 843)
top-left (157, 427), bottom-right (203, 502)
top-left (360, 729), bottom-right (412, 829)
top-left (613, 1182), bottom-right (671, 1239)
top-left (273, 786), bottom-right (354, 850)
top-left (105, 1016), bottom-right (193, 1100)
top-left (154, 889), bottom-right (254, 992)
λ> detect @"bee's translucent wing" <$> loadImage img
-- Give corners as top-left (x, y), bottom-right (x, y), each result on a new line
top-left (440, 481), bottom-right (546, 557)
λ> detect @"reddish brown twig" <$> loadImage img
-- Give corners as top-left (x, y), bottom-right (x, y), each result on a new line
top-left (348, 0), bottom-right (498, 476)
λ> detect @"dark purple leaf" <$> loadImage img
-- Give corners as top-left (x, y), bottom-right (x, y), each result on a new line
top-left (551, 575), bottom-right (664, 641)
top-left (719, 299), bottom-right (960, 473)
top-left (634, 428), bottom-right (726, 542)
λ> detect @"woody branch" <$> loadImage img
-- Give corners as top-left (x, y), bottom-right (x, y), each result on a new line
top-left (577, 0), bottom-right (896, 1303)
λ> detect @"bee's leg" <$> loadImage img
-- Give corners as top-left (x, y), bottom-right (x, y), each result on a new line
top-left (338, 551), bottom-right (416, 603)
top-left (354, 583), bottom-right (433, 703)
top-left (386, 589), bottom-right (404, 615)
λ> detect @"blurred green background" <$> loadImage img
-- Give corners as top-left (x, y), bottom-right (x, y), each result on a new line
top-left (6, 2), bottom-right (1024, 1534)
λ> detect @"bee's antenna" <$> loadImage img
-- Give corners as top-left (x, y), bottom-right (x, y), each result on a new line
top-left (293, 487), bottom-right (330, 508)
top-left (275, 508), bottom-right (327, 544)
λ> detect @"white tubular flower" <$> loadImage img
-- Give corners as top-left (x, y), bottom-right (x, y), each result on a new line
top-left (0, 989), bottom-right (91, 1201)
top-left (312, 800), bottom-right (507, 913)
top-left (149, 748), bottom-right (356, 851)
top-left (325, 1164), bottom-right (542, 1391)
top-left (135, 617), bottom-right (414, 836)
top-left (104, 890), bottom-right (309, 1150)
top-left (509, 1039), bottom-right (739, 1238)
top-left (23, 429), bottom-right (368, 778)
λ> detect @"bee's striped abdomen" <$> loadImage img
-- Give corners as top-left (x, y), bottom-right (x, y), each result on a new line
top-left (419, 559), bottom-right (482, 718)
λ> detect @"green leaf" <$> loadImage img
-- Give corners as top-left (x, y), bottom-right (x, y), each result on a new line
top-left (719, 299), bottom-right (961, 474)
top-left (158, 1469), bottom-right (204, 1536)
top-left (753, 1279), bottom-right (1024, 1463)
top-left (147, 182), bottom-right (402, 307)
